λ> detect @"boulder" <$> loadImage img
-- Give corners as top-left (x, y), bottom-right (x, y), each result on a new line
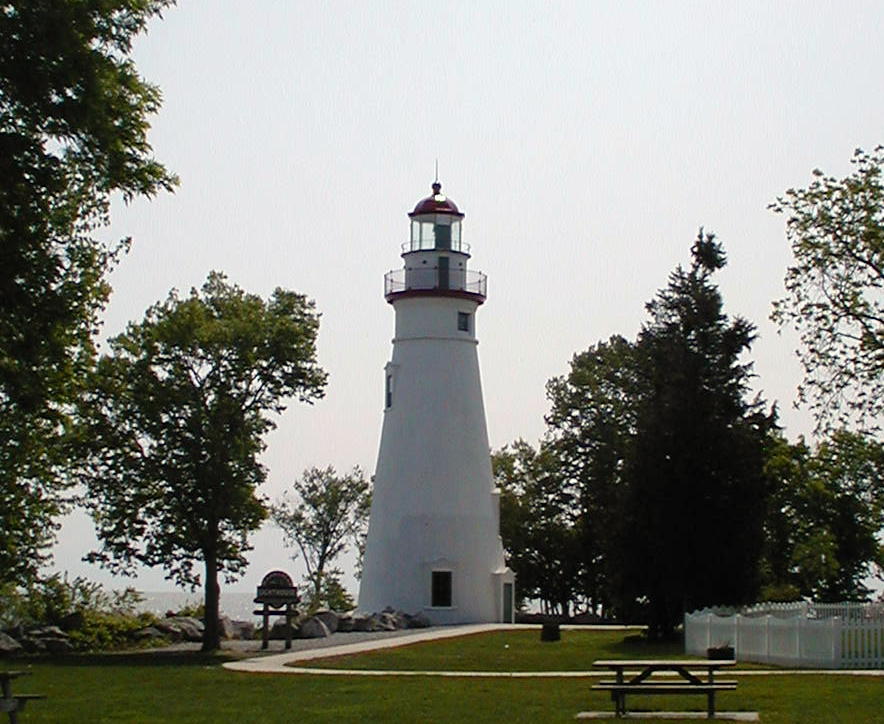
top-left (29, 625), bottom-right (66, 638)
top-left (218, 616), bottom-right (235, 640)
top-left (19, 624), bottom-right (73, 653)
top-left (20, 637), bottom-right (47, 654)
top-left (336, 614), bottom-right (355, 633)
top-left (229, 620), bottom-right (255, 640)
top-left (407, 612), bottom-right (431, 629)
top-left (269, 619), bottom-right (297, 640)
top-left (155, 616), bottom-right (204, 642)
top-left (134, 626), bottom-right (167, 642)
top-left (351, 615), bottom-right (374, 632)
top-left (59, 611), bottom-right (85, 632)
top-left (44, 637), bottom-right (74, 654)
top-left (0, 632), bottom-right (23, 656)
top-left (377, 613), bottom-right (398, 631)
top-left (312, 610), bottom-right (339, 634)
top-left (297, 617), bottom-right (331, 639)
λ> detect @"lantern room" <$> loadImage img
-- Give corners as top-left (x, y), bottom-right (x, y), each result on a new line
top-left (385, 182), bottom-right (486, 303)
top-left (405, 182), bottom-right (468, 254)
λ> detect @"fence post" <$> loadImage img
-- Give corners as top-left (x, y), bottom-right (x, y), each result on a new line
top-left (764, 615), bottom-right (771, 660)
top-left (831, 617), bottom-right (842, 669)
top-left (734, 614), bottom-right (742, 658)
top-left (796, 615), bottom-right (805, 666)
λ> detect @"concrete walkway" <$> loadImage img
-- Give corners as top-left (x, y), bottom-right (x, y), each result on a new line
top-left (222, 624), bottom-right (884, 678)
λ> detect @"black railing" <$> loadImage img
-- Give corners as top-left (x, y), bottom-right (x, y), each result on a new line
top-left (384, 267), bottom-right (487, 298)
top-left (401, 239), bottom-right (471, 254)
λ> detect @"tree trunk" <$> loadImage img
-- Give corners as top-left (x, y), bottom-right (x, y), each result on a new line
top-left (202, 551), bottom-right (221, 652)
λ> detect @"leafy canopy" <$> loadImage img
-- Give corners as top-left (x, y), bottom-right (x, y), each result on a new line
top-left (771, 147), bottom-right (884, 434)
top-left (78, 272), bottom-right (326, 649)
top-left (761, 431), bottom-right (883, 602)
top-left (272, 466), bottom-right (371, 611)
top-left (0, 0), bottom-right (177, 584)
top-left (539, 232), bottom-right (773, 634)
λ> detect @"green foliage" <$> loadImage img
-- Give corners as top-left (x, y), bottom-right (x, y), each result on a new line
top-left (271, 466), bottom-right (370, 610)
top-left (0, 0), bottom-right (177, 585)
top-left (540, 232), bottom-right (774, 635)
top-left (66, 609), bottom-right (159, 652)
top-left (544, 334), bottom-right (643, 616)
top-left (0, 572), bottom-right (143, 628)
top-left (493, 441), bottom-right (582, 616)
top-left (76, 272), bottom-right (327, 650)
top-left (0, 572), bottom-right (152, 650)
top-left (761, 431), bottom-right (884, 601)
top-left (625, 232), bottom-right (773, 634)
top-left (173, 600), bottom-right (206, 619)
top-left (314, 572), bottom-right (356, 613)
top-left (771, 147), bottom-right (884, 434)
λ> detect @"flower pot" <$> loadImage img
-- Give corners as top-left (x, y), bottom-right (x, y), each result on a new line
top-left (707, 645), bottom-right (735, 660)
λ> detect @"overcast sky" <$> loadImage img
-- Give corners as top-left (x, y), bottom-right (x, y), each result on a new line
top-left (51, 0), bottom-right (883, 595)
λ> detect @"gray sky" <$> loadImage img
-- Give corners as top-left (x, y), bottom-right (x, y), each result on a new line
top-left (51, 0), bottom-right (883, 594)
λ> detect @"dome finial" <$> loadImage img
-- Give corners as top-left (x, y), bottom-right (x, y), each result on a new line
top-left (432, 181), bottom-right (442, 195)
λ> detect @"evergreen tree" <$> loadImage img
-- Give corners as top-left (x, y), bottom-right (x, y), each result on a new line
top-left (628, 232), bottom-right (773, 636)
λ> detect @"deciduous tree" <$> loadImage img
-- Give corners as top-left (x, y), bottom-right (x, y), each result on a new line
top-left (0, 0), bottom-right (177, 584)
top-left (771, 147), bottom-right (884, 434)
top-left (545, 336), bottom-right (643, 617)
top-left (493, 441), bottom-right (581, 616)
top-left (77, 273), bottom-right (326, 650)
top-left (761, 431), bottom-right (883, 601)
top-left (271, 466), bottom-right (371, 611)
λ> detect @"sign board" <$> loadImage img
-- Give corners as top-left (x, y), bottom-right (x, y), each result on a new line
top-left (254, 570), bottom-right (299, 609)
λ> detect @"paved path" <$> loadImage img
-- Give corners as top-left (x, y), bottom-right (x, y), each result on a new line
top-left (222, 624), bottom-right (884, 677)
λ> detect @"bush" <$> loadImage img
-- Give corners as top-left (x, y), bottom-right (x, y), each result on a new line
top-left (67, 610), bottom-right (159, 651)
top-left (0, 572), bottom-right (158, 651)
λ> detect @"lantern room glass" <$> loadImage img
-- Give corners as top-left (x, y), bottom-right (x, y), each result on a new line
top-left (410, 217), bottom-right (463, 252)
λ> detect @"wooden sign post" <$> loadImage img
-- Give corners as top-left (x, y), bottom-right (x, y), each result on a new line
top-left (253, 570), bottom-right (300, 650)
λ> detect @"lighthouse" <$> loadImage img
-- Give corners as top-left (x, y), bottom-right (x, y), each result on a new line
top-left (358, 182), bottom-right (515, 624)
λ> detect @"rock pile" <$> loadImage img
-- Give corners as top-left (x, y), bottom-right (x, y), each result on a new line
top-left (1, 606), bottom-right (431, 654)
top-left (268, 607), bottom-right (431, 640)
top-left (0, 625), bottom-right (73, 654)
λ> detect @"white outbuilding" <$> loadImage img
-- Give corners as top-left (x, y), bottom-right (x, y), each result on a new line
top-left (358, 182), bottom-right (515, 624)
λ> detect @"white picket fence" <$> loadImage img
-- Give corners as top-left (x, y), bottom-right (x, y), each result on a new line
top-left (685, 605), bottom-right (884, 668)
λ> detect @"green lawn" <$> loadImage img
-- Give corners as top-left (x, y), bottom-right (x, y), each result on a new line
top-left (306, 628), bottom-right (684, 671)
top-left (7, 633), bottom-right (883, 723)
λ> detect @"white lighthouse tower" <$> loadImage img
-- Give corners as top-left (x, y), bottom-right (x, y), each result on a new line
top-left (358, 182), bottom-right (515, 624)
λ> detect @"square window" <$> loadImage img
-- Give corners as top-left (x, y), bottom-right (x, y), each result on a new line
top-left (431, 571), bottom-right (452, 607)
top-left (457, 312), bottom-right (471, 333)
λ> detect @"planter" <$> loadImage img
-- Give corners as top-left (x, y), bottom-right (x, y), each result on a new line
top-left (707, 645), bottom-right (735, 660)
top-left (540, 622), bottom-right (561, 642)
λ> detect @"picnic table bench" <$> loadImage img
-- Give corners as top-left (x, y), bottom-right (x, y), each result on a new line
top-left (0, 671), bottom-right (45, 724)
top-left (592, 659), bottom-right (737, 719)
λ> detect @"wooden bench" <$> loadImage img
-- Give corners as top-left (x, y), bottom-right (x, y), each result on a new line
top-left (1, 672), bottom-right (45, 724)
top-left (592, 659), bottom-right (738, 719)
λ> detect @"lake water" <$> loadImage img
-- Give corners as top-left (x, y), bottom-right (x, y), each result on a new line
top-left (137, 591), bottom-right (259, 622)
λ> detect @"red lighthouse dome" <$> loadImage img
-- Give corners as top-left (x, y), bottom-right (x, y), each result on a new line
top-left (409, 182), bottom-right (464, 217)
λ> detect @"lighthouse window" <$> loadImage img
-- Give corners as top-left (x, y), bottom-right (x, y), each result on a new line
top-left (431, 571), bottom-right (452, 607)
top-left (385, 373), bottom-right (393, 409)
top-left (457, 312), bottom-right (471, 333)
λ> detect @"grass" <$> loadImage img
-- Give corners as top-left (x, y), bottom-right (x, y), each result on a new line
top-left (303, 628), bottom-right (772, 671)
top-left (6, 631), bottom-right (882, 723)
top-left (306, 628), bottom-right (688, 671)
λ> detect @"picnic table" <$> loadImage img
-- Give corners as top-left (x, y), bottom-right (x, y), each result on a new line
top-left (0, 671), bottom-right (45, 724)
top-left (592, 659), bottom-right (737, 719)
